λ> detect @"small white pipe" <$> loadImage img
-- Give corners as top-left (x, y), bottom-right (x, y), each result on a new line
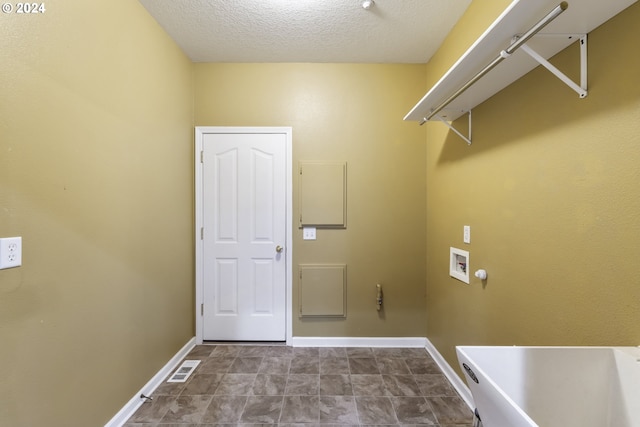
top-left (474, 269), bottom-right (488, 280)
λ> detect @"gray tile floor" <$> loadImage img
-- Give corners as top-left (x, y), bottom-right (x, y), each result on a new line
top-left (124, 345), bottom-right (473, 426)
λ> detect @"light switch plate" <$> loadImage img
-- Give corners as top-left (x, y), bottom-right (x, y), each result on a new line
top-left (303, 227), bottom-right (317, 240)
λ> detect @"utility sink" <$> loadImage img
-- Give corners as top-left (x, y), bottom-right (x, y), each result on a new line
top-left (456, 346), bottom-right (640, 427)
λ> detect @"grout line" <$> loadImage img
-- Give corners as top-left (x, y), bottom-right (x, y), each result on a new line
top-left (124, 345), bottom-right (473, 426)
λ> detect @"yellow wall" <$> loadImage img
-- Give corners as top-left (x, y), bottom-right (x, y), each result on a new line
top-left (425, 1), bottom-right (640, 373)
top-left (0, 1), bottom-right (194, 425)
top-left (195, 63), bottom-right (428, 337)
top-left (4, 0), bottom-right (638, 423)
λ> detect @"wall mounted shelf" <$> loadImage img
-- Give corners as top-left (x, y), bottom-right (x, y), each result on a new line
top-left (404, 0), bottom-right (638, 143)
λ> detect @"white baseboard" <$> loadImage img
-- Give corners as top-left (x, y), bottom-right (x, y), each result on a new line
top-left (424, 338), bottom-right (474, 410)
top-left (104, 337), bottom-right (197, 427)
top-left (291, 336), bottom-right (427, 348)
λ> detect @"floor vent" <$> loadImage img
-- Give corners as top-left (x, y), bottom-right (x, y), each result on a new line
top-left (166, 360), bottom-right (200, 383)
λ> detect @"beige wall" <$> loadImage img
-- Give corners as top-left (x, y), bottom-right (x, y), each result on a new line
top-left (195, 63), bottom-right (428, 337)
top-left (0, 1), bottom-right (194, 426)
top-left (4, 0), bottom-right (638, 423)
top-left (425, 1), bottom-right (640, 374)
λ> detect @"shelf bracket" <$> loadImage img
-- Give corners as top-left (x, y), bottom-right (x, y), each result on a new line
top-left (519, 34), bottom-right (588, 98)
top-left (431, 110), bottom-right (472, 146)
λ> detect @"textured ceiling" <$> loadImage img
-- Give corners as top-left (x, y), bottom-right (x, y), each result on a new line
top-left (137, 0), bottom-right (472, 63)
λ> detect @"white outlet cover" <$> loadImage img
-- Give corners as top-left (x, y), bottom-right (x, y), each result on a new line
top-left (303, 227), bottom-right (316, 240)
top-left (0, 236), bottom-right (22, 269)
top-left (463, 225), bottom-right (471, 244)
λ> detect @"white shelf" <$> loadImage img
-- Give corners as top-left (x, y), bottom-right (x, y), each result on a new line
top-left (405, 0), bottom-right (638, 123)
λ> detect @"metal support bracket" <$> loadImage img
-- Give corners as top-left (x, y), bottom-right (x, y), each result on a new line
top-left (519, 34), bottom-right (587, 98)
top-left (432, 110), bottom-right (472, 145)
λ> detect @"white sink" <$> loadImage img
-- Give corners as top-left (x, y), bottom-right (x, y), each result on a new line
top-left (456, 346), bottom-right (640, 427)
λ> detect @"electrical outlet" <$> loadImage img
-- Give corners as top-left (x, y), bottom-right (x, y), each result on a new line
top-left (463, 226), bottom-right (471, 244)
top-left (0, 237), bottom-right (22, 269)
top-left (303, 227), bottom-right (316, 240)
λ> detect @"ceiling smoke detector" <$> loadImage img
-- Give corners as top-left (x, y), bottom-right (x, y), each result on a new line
top-left (362, 0), bottom-right (374, 10)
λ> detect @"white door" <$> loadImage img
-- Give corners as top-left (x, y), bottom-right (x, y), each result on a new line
top-left (201, 132), bottom-right (287, 341)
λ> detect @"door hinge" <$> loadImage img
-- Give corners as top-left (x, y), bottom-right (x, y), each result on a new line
top-left (299, 271), bottom-right (303, 315)
top-left (201, 303), bottom-right (204, 316)
top-left (299, 166), bottom-right (302, 175)
top-left (200, 151), bottom-right (204, 163)
top-left (200, 227), bottom-right (204, 240)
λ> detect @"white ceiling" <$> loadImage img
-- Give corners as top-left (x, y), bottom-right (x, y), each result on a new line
top-left (137, 0), bottom-right (472, 63)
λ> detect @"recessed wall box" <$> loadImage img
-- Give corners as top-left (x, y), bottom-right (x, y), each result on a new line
top-left (299, 264), bottom-right (346, 317)
top-left (299, 162), bottom-right (347, 228)
top-left (450, 247), bottom-right (470, 284)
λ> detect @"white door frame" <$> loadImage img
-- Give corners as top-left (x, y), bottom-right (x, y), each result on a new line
top-left (194, 126), bottom-right (293, 345)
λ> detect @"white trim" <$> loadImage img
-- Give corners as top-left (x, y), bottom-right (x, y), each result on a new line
top-left (195, 127), bottom-right (204, 345)
top-left (284, 129), bottom-right (293, 345)
top-left (194, 127), bottom-right (293, 345)
top-left (104, 337), bottom-right (196, 427)
top-left (424, 338), bottom-right (474, 410)
top-left (291, 336), bottom-right (428, 348)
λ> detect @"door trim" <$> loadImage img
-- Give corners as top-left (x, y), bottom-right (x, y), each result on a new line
top-left (194, 126), bottom-right (293, 345)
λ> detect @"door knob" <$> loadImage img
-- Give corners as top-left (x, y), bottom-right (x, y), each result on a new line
top-left (276, 245), bottom-right (283, 253)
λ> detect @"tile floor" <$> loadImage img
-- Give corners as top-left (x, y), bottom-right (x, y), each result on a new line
top-left (124, 345), bottom-right (473, 426)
